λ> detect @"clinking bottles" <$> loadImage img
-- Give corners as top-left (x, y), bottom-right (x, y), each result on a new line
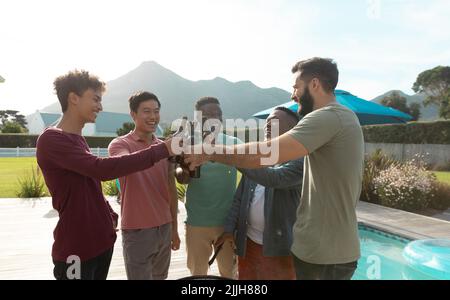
top-left (170, 116), bottom-right (200, 179)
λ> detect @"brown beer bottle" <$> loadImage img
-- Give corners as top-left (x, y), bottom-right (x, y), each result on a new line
top-left (188, 120), bottom-right (201, 178)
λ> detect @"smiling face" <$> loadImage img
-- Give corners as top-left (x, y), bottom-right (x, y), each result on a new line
top-left (69, 88), bottom-right (103, 123)
top-left (131, 99), bottom-right (160, 134)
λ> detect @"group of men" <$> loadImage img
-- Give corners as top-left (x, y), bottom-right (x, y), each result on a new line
top-left (36, 57), bottom-right (364, 280)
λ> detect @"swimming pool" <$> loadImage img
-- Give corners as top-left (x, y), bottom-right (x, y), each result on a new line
top-left (354, 224), bottom-right (443, 280)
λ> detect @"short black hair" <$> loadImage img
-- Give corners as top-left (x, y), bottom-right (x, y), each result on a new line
top-left (54, 70), bottom-right (105, 113)
top-left (291, 57), bottom-right (339, 93)
top-left (274, 106), bottom-right (300, 123)
top-left (129, 91), bottom-right (160, 113)
top-left (195, 97), bottom-right (220, 110)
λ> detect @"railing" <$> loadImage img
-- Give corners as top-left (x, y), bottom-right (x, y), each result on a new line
top-left (0, 147), bottom-right (110, 158)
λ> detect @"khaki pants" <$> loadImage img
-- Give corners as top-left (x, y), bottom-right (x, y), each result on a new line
top-left (185, 225), bottom-right (237, 279)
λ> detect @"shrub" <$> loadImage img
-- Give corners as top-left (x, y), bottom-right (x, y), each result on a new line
top-left (361, 149), bottom-right (398, 204)
top-left (0, 134), bottom-right (38, 147)
top-left (16, 166), bottom-right (48, 198)
top-left (1, 121), bottom-right (27, 133)
top-left (373, 161), bottom-right (437, 212)
top-left (83, 136), bottom-right (116, 148)
top-left (429, 181), bottom-right (450, 210)
top-left (0, 134), bottom-right (116, 148)
top-left (176, 183), bottom-right (187, 203)
top-left (103, 180), bottom-right (119, 196)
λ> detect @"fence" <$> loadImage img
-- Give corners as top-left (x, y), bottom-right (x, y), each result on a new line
top-left (365, 143), bottom-right (450, 166)
top-left (3, 144), bottom-right (450, 165)
top-left (0, 147), bottom-right (110, 158)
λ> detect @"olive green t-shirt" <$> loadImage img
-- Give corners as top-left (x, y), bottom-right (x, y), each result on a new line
top-left (288, 103), bottom-right (364, 264)
top-left (185, 133), bottom-right (240, 227)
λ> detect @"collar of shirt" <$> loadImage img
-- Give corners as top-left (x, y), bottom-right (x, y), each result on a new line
top-left (129, 131), bottom-right (156, 144)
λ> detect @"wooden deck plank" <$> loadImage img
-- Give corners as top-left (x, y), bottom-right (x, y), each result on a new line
top-left (0, 197), bottom-right (220, 280)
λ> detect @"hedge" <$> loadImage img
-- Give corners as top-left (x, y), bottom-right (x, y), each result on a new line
top-left (0, 134), bottom-right (38, 147)
top-left (1, 120), bottom-right (450, 147)
top-left (0, 134), bottom-right (116, 148)
top-left (362, 121), bottom-right (450, 144)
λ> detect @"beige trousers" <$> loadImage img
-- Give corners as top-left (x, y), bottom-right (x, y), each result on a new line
top-left (185, 224), bottom-right (237, 279)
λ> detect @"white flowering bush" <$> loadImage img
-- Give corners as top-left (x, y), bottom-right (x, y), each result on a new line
top-left (361, 149), bottom-right (397, 204)
top-left (374, 161), bottom-right (437, 212)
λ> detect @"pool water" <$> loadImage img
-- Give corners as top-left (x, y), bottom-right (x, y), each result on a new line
top-left (354, 225), bottom-right (439, 280)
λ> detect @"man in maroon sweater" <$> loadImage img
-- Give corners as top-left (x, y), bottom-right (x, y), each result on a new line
top-left (36, 70), bottom-right (173, 280)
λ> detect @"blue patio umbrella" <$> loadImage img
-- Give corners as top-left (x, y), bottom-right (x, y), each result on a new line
top-left (253, 90), bottom-right (413, 126)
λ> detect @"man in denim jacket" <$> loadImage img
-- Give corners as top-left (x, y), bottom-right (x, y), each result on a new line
top-left (216, 107), bottom-right (303, 280)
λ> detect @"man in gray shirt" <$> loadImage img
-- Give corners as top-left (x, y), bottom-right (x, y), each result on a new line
top-left (181, 57), bottom-right (364, 280)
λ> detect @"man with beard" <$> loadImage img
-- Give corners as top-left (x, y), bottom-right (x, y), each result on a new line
top-left (181, 57), bottom-right (364, 280)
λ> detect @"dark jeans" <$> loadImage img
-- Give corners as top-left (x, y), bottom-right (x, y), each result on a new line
top-left (292, 254), bottom-right (357, 280)
top-left (53, 248), bottom-right (114, 280)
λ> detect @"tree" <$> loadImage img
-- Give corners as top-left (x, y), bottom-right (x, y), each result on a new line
top-left (0, 110), bottom-right (28, 128)
top-left (14, 114), bottom-right (27, 128)
top-left (408, 102), bottom-right (421, 121)
top-left (116, 122), bottom-right (135, 136)
top-left (380, 92), bottom-right (422, 121)
top-left (413, 66), bottom-right (450, 119)
top-left (1, 121), bottom-right (26, 133)
top-left (0, 110), bottom-right (9, 124)
top-left (380, 91), bottom-right (410, 114)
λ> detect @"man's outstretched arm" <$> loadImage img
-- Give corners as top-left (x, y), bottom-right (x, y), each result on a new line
top-left (183, 133), bottom-right (308, 169)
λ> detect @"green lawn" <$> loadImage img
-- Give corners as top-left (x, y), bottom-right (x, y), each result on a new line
top-left (1, 157), bottom-right (449, 198)
top-left (434, 171), bottom-right (450, 185)
top-left (0, 157), bottom-right (40, 198)
top-left (0, 157), bottom-right (116, 198)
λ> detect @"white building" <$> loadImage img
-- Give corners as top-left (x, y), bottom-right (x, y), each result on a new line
top-left (26, 110), bottom-right (163, 137)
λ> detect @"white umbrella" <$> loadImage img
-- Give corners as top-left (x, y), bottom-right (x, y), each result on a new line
top-left (0, 75), bottom-right (5, 83)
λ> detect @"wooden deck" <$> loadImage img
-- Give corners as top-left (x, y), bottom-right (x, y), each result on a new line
top-left (0, 197), bottom-right (220, 280)
top-left (2, 198), bottom-right (450, 280)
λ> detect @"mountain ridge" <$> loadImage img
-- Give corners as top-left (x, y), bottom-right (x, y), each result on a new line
top-left (42, 61), bottom-right (441, 123)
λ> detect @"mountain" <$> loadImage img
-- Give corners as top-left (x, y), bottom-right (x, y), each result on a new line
top-left (371, 90), bottom-right (439, 121)
top-left (42, 61), bottom-right (291, 125)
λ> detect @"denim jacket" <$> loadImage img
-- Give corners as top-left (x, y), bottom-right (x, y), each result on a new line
top-left (223, 158), bottom-right (303, 257)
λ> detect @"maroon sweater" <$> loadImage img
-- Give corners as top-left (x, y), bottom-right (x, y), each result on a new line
top-left (36, 127), bottom-right (169, 262)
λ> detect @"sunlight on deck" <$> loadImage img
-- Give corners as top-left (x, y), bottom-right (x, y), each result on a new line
top-left (0, 197), bottom-right (220, 280)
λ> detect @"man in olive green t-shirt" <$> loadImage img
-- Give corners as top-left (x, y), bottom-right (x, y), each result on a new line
top-left (176, 97), bottom-right (239, 279)
top-left (182, 57), bottom-right (364, 280)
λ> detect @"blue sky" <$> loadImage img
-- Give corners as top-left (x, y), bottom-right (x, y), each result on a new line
top-left (0, 0), bottom-right (449, 115)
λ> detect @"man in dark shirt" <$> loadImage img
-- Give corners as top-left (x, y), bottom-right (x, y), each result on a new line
top-left (36, 70), bottom-right (173, 280)
top-left (217, 107), bottom-right (303, 280)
